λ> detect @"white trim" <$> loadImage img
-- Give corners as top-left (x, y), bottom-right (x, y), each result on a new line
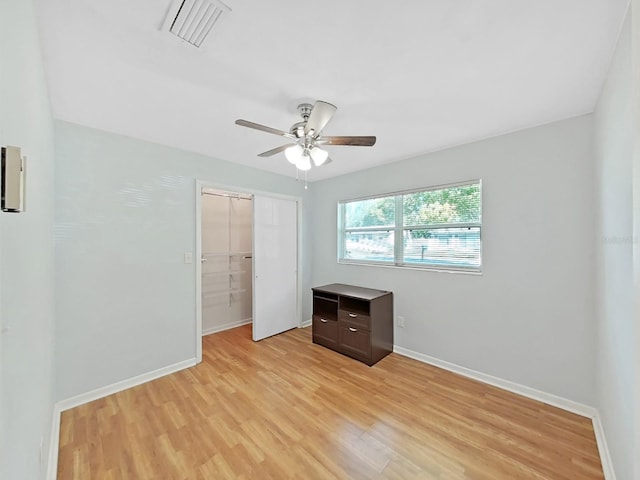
top-left (295, 200), bottom-right (303, 334)
top-left (195, 180), bottom-right (203, 363)
top-left (393, 346), bottom-right (597, 417)
top-left (47, 405), bottom-right (62, 480)
top-left (55, 358), bottom-right (196, 413)
top-left (592, 413), bottom-right (616, 479)
top-left (299, 318), bottom-right (312, 328)
top-left (337, 259), bottom-right (483, 276)
top-left (198, 180), bottom-right (303, 202)
top-left (202, 318), bottom-right (252, 336)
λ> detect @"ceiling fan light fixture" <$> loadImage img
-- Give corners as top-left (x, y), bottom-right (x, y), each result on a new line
top-left (310, 147), bottom-right (329, 166)
top-left (285, 144), bottom-right (303, 165)
top-left (296, 153), bottom-right (312, 171)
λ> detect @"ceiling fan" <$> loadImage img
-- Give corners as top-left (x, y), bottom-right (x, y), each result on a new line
top-left (235, 100), bottom-right (376, 171)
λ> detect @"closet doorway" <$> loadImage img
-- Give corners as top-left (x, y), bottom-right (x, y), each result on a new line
top-left (200, 188), bottom-right (253, 336)
top-left (195, 183), bottom-right (300, 362)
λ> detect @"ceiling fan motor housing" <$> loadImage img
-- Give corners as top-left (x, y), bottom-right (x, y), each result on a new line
top-left (290, 122), bottom-right (307, 139)
top-left (289, 103), bottom-right (316, 142)
top-left (297, 103), bottom-right (313, 121)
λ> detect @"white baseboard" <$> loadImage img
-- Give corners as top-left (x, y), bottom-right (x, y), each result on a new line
top-left (48, 357), bottom-right (196, 479)
top-left (202, 318), bottom-right (252, 336)
top-left (47, 404), bottom-right (61, 480)
top-left (299, 318), bottom-right (312, 328)
top-left (393, 346), bottom-right (596, 418)
top-left (393, 346), bottom-right (617, 475)
top-left (47, 345), bottom-right (615, 479)
top-left (55, 358), bottom-right (196, 413)
top-left (592, 412), bottom-right (616, 479)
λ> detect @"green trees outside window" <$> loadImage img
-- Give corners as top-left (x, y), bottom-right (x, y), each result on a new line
top-left (339, 181), bottom-right (482, 271)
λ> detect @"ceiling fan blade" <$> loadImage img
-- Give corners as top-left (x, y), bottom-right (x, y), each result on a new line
top-left (317, 136), bottom-right (377, 146)
top-left (235, 119), bottom-right (295, 139)
top-left (304, 101), bottom-right (337, 136)
top-left (257, 144), bottom-right (291, 157)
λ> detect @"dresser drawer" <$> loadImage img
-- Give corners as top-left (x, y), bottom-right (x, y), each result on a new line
top-left (338, 310), bottom-right (370, 330)
top-left (312, 284), bottom-right (393, 366)
top-left (312, 315), bottom-right (338, 348)
top-left (338, 323), bottom-right (371, 363)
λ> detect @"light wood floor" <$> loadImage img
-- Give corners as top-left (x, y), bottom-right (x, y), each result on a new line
top-left (57, 325), bottom-right (603, 479)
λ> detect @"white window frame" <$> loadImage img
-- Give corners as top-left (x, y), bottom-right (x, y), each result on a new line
top-left (338, 179), bottom-right (482, 273)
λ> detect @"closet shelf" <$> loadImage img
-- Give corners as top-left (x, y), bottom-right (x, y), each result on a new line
top-left (203, 270), bottom-right (246, 277)
top-left (203, 288), bottom-right (247, 299)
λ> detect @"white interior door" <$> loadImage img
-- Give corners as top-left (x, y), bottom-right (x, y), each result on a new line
top-left (252, 195), bottom-right (298, 341)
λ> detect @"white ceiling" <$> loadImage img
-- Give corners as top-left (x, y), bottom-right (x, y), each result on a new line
top-left (35, 0), bottom-right (629, 181)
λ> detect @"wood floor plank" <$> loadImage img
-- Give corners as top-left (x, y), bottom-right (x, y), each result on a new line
top-left (57, 325), bottom-right (603, 479)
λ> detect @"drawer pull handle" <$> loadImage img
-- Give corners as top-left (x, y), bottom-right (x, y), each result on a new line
top-left (320, 318), bottom-right (328, 323)
top-left (348, 313), bottom-right (357, 318)
top-left (348, 327), bottom-right (358, 332)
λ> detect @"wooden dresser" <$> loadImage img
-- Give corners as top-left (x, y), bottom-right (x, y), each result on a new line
top-left (312, 283), bottom-right (393, 366)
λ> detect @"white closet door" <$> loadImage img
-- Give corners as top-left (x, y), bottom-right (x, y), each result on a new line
top-left (252, 195), bottom-right (298, 341)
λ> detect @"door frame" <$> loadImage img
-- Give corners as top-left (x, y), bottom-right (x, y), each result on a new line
top-left (194, 179), bottom-right (303, 363)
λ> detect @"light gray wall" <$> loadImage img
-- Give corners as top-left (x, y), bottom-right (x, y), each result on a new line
top-left (634, 2), bottom-right (640, 475)
top-left (594, 11), bottom-right (636, 480)
top-left (310, 115), bottom-right (596, 405)
top-left (0, 0), bottom-right (56, 478)
top-left (54, 121), bottom-right (310, 401)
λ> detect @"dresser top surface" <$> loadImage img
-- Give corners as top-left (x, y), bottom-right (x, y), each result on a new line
top-left (312, 283), bottom-right (392, 301)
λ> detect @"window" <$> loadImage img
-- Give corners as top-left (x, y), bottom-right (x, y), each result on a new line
top-left (338, 180), bottom-right (482, 272)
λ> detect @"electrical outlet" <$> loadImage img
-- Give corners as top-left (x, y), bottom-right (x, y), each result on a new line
top-left (397, 316), bottom-right (405, 328)
top-left (184, 252), bottom-right (193, 264)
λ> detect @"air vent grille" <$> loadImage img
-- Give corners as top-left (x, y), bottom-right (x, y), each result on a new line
top-left (167, 0), bottom-right (230, 48)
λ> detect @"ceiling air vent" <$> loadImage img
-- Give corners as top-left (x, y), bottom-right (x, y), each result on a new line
top-left (162, 0), bottom-right (230, 48)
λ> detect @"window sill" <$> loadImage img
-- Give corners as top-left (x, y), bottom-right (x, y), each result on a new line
top-left (337, 259), bottom-right (483, 275)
